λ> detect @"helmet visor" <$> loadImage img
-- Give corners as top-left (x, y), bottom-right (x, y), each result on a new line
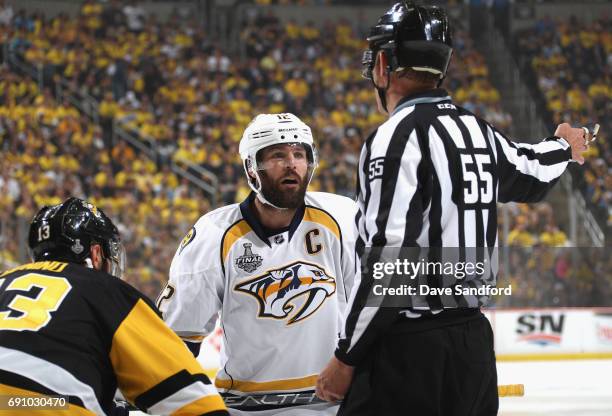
top-left (253, 143), bottom-right (317, 172)
top-left (362, 49), bottom-right (375, 80)
top-left (107, 239), bottom-right (126, 279)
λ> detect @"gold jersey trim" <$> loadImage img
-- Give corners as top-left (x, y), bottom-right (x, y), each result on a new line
top-left (180, 335), bottom-right (206, 342)
top-left (303, 207), bottom-right (340, 240)
top-left (215, 374), bottom-right (318, 393)
top-left (222, 220), bottom-right (253, 263)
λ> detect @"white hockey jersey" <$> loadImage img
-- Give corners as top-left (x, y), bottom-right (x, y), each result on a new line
top-left (159, 191), bottom-right (356, 397)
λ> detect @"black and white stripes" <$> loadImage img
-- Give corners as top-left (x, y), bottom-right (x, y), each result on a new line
top-left (336, 89), bottom-right (572, 365)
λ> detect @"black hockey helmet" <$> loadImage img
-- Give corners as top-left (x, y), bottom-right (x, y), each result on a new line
top-left (362, 1), bottom-right (453, 82)
top-left (28, 197), bottom-right (125, 278)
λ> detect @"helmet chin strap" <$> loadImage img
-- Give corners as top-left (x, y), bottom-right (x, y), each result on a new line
top-left (377, 86), bottom-right (388, 114)
top-left (248, 165), bottom-right (318, 212)
top-left (255, 192), bottom-right (288, 211)
top-left (372, 64), bottom-right (392, 114)
top-left (250, 169), bottom-right (290, 211)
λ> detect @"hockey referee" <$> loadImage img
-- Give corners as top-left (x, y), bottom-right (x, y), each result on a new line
top-left (316, 2), bottom-right (592, 415)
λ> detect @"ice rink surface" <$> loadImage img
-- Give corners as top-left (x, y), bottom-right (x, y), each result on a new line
top-left (498, 359), bottom-right (612, 416)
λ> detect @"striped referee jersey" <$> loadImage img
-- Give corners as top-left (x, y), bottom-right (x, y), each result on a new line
top-left (336, 88), bottom-right (573, 365)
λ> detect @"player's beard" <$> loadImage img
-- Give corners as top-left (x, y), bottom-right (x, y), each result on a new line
top-left (259, 170), bottom-right (308, 209)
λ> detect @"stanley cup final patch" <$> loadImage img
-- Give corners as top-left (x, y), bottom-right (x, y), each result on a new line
top-left (179, 227), bottom-right (196, 254)
top-left (235, 243), bottom-right (263, 273)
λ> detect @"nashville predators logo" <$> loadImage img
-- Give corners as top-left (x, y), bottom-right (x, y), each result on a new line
top-left (234, 261), bottom-right (336, 325)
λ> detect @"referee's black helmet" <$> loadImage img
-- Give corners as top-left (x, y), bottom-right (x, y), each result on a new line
top-left (362, 1), bottom-right (453, 81)
top-left (28, 197), bottom-right (125, 278)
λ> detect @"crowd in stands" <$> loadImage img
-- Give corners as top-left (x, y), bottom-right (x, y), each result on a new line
top-left (2, 1), bottom-right (512, 203)
top-left (493, 245), bottom-right (611, 307)
top-left (1, 1), bottom-right (607, 307)
top-left (501, 202), bottom-right (568, 247)
top-left (515, 15), bottom-right (611, 230)
top-left (493, 201), bottom-right (610, 307)
top-left (0, 67), bottom-right (207, 300)
top-left (502, 14), bottom-right (611, 306)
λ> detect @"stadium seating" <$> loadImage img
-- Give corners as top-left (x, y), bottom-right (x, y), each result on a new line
top-left (2, 2), bottom-right (604, 305)
top-left (8, 3), bottom-right (512, 201)
top-left (515, 15), bottom-right (611, 229)
top-left (0, 68), bottom-right (208, 299)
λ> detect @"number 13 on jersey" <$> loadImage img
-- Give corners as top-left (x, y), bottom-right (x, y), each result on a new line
top-left (0, 274), bottom-right (72, 331)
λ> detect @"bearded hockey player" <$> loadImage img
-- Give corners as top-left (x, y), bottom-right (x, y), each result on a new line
top-left (158, 113), bottom-right (357, 415)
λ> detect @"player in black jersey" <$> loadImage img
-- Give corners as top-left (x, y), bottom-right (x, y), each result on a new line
top-left (0, 197), bottom-right (228, 416)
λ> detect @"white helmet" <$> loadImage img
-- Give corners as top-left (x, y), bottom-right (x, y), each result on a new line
top-left (239, 113), bottom-right (318, 209)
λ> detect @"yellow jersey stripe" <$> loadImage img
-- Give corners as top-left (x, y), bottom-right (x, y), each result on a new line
top-left (170, 394), bottom-right (226, 415)
top-left (0, 384), bottom-right (95, 416)
top-left (303, 207), bottom-right (340, 240)
top-left (180, 335), bottom-right (205, 342)
top-left (215, 374), bottom-right (318, 393)
top-left (222, 220), bottom-right (252, 262)
top-left (109, 299), bottom-right (207, 402)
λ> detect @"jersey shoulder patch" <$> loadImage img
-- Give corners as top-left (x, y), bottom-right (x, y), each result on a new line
top-left (178, 227), bottom-right (196, 254)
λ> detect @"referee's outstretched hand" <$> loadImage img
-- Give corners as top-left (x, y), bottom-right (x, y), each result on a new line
top-left (316, 356), bottom-right (354, 402)
top-left (554, 122), bottom-right (592, 165)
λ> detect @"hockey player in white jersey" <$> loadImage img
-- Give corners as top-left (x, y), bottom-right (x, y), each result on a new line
top-left (158, 113), bottom-right (357, 415)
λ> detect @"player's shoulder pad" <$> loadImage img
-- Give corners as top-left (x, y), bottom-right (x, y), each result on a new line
top-left (65, 262), bottom-right (119, 286)
top-left (305, 192), bottom-right (357, 225)
top-left (173, 203), bottom-right (243, 262)
top-left (306, 191), bottom-right (355, 208)
top-left (67, 263), bottom-right (158, 317)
